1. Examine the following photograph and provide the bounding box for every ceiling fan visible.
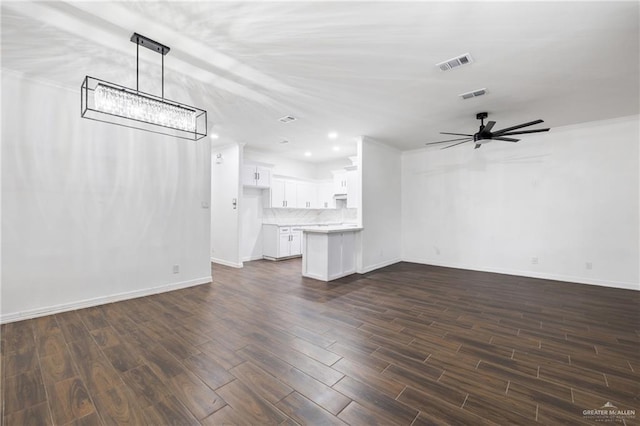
[426,112,550,149]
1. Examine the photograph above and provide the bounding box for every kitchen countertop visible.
[299,225,362,234]
[262,222,356,228]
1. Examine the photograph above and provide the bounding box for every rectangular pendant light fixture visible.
[81,33,207,140]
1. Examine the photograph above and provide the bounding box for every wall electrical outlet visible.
[586,262,593,270]
[531,257,539,265]
[173,264,180,274]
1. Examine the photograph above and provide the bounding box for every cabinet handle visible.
[257,172,260,180]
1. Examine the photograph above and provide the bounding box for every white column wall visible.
[357,136,402,273]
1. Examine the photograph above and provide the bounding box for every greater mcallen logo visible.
[583,402,636,422]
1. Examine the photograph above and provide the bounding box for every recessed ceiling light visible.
[210,133,219,140]
[328,132,338,139]
[332,146,341,151]
[304,151,312,157]
[280,140,289,144]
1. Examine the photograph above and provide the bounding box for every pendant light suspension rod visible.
[129,33,170,96]
[162,53,164,99]
[136,39,139,92]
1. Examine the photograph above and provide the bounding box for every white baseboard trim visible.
[242,255,263,262]
[402,257,639,291]
[358,258,402,274]
[0,276,212,324]
[211,257,243,268]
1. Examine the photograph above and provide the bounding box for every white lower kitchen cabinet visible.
[263,225,302,260]
[302,227,361,281]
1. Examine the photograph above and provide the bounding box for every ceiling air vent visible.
[436,53,474,71]
[278,115,297,123]
[459,88,487,100]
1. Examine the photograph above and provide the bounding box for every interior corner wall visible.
[401,115,640,290]
[1,73,212,323]
[357,136,402,273]
[211,143,242,267]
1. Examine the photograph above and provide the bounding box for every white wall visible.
[211,143,242,267]
[1,73,212,322]
[240,186,264,261]
[401,115,639,290]
[357,136,402,273]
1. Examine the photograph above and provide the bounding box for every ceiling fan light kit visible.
[80,33,208,141]
[425,112,550,150]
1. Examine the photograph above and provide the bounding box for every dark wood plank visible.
[332,376,418,425]
[4,347,38,378]
[277,392,347,426]
[169,371,226,420]
[216,379,288,424]
[142,394,200,426]
[182,352,235,390]
[3,369,47,414]
[91,384,147,426]
[40,350,76,385]
[229,361,293,404]
[47,376,95,425]
[121,364,170,408]
[238,344,351,415]
[70,351,123,396]
[90,327,122,349]
[397,386,494,426]
[3,402,53,426]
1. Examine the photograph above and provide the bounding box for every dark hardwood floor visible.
[2,259,639,425]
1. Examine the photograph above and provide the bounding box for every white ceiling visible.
[2,1,638,162]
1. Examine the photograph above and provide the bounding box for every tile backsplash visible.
[263,208,357,225]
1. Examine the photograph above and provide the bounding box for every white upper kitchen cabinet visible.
[317,181,335,209]
[242,164,271,188]
[296,182,317,209]
[333,170,348,195]
[333,168,359,208]
[269,178,297,208]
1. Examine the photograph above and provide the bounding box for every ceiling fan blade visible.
[492,136,520,142]
[440,132,474,136]
[492,119,544,135]
[481,121,496,134]
[498,128,550,136]
[425,137,473,145]
[441,140,472,150]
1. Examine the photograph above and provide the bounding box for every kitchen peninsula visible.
[301,225,362,281]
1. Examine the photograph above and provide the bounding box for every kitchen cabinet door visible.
[243,165,271,188]
[254,166,271,188]
[317,182,335,209]
[279,233,292,257]
[296,182,317,209]
[290,230,302,256]
[333,171,348,195]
